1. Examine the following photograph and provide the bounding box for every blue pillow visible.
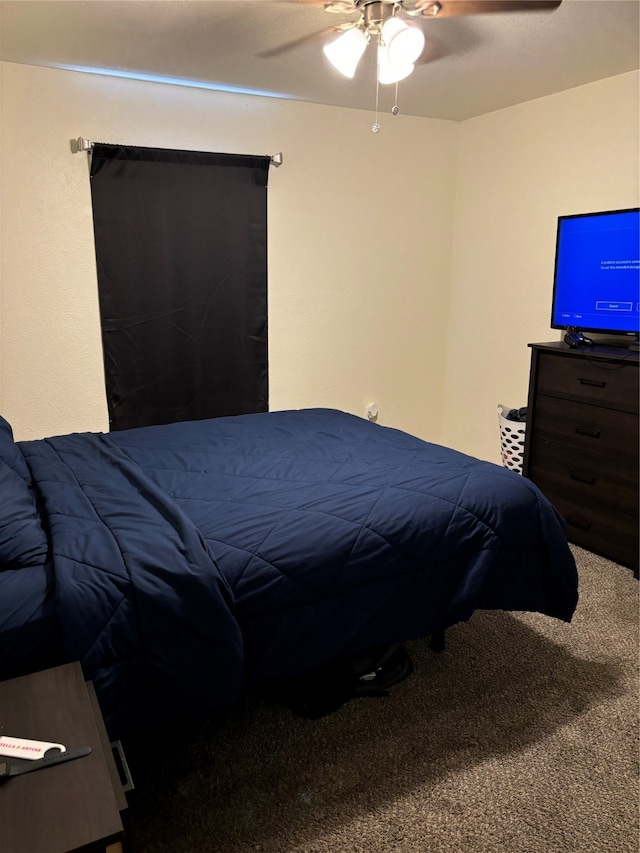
[0,461,49,569]
[0,416,32,484]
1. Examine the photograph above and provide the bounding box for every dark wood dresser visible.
[523,341,639,573]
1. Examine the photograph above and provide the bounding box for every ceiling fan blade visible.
[257,23,354,59]
[420,0,562,17]
[271,1,356,10]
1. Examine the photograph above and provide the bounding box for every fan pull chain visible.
[372,41,381,133]
[372,77,381,132]
[392,81,400,116]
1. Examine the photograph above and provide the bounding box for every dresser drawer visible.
[537,352,639,413]
[527,439,639,516]
[533,394,639,461]
[543,491,639,570]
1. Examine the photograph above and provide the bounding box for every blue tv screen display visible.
[551,208,640,335]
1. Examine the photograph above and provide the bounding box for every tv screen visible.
[551,207,640,337]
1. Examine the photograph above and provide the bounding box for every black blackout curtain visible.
[89,143,270,431]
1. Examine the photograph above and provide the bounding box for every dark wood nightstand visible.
[0,662,129,853]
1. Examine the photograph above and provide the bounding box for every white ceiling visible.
[0,0,638,121]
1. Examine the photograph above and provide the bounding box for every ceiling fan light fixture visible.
[323,28,368,78]
[380,16,425,66]
[377,43,414,85]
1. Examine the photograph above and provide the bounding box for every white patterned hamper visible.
[498,404,527,474]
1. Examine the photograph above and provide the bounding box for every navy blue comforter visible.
[17,409,577,735]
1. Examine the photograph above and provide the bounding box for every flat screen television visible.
[551,207,640,345]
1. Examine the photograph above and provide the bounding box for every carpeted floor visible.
[122,545,639,853]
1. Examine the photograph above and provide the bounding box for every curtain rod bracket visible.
[70,136,93,153]
[71,138,283,167]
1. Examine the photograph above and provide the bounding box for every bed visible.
[0,408,578,737]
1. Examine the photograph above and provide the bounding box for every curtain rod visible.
[70,137,283,167]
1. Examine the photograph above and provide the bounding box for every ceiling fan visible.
[264,1,562,131]
[264,1,563,76]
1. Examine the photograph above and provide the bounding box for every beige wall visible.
[443,70,639,462]
[0,62,457,441]
[1,63,638,462]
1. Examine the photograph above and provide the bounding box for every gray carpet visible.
[123,545,639,853]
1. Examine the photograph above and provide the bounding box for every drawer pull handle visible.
[575,425,601,438]
[566,515,592,532]
[569,471,596,486]
[110,739,135,793]
[578,378,606,388]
